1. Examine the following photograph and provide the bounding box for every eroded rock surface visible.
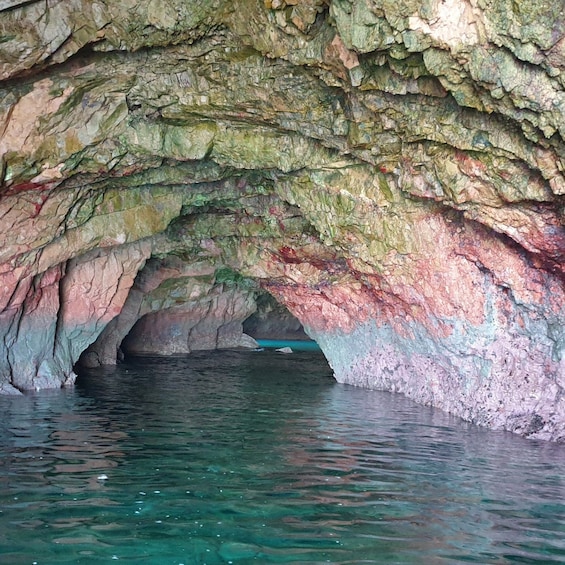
[1,0,565,440]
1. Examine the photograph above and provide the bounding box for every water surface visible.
[0,350,564,564]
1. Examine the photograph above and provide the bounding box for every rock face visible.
[1,0,565,440]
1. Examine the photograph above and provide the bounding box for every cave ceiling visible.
[1,0,565,440]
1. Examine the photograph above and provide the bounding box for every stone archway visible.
[1,0,565,440]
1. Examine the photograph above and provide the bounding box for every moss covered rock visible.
[1,0,565,441]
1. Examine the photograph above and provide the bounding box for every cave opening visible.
[77,269,323,370]
[242,292,321,351]
[116,288,321,359]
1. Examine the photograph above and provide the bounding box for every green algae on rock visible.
[0,0,565,441]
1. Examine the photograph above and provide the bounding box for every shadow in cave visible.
[75,291,333,390]
[242,293,322,352]
[115,290,322,357]
[76,286,326,376]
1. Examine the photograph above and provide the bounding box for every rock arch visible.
[1,0,565,440]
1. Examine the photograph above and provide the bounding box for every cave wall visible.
[1,0,565,440]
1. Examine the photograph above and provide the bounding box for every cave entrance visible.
[78,263,321,368]
[243,293,321,352]
[117,289,319,357]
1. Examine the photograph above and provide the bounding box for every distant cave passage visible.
[115,290,316,360]
[78,271,321,369]
[243,293,311,342]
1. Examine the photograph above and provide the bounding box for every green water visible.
[0,350,564,564]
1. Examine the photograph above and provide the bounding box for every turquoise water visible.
[0,350,564,564]
[256,340,321,351]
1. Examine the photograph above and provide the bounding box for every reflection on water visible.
[0,350,563,564]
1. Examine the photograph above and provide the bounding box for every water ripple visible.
[0,350,563,564]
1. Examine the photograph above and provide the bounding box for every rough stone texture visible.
[0,241,150,392]
[121,284,257,356]
[80,256,259,364]
[1,0,565,440]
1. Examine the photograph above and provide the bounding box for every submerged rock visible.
[0,0,564,440]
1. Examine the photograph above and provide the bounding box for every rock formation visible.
[1,0,565,440]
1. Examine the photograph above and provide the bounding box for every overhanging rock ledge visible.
[1,0,565,441]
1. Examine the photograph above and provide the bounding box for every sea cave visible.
[2,0,565,441]
[2,1,565,562]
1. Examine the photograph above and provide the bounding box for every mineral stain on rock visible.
[0,0,565,441]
